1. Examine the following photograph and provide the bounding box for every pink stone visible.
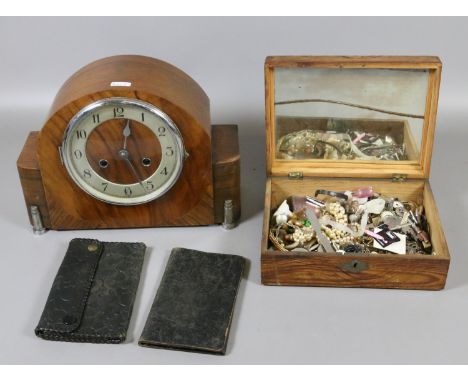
[352,186,374,198]
[353,132,366,144]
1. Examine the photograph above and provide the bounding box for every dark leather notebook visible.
[138,247,246,355]
[35,238,146,344]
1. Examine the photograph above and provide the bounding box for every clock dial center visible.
[86,119,161,185]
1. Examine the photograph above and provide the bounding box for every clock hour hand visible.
[122,120,131,150]
[118,149,147,193]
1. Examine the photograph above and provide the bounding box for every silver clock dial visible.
[61,98,185,205]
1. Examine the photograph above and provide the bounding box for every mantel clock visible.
[17,55,240,232]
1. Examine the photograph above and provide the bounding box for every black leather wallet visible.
[35,238,146,344]
[139,247,246,355]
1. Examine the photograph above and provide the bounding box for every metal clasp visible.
[392,174,407,182]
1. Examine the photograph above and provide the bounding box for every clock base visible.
[17,125,240,232]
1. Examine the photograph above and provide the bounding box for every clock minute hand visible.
[118,149,148,194]
[122,120,131,150]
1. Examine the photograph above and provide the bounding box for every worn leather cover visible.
[138,247,245,355]
[35,238,146,344]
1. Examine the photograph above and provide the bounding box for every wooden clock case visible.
[17,55,240,230]
[261,56,450,290]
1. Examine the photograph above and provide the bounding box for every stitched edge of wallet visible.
[35,239,146,343]
[35,331,125,344]
[69,238,104,333]
[34,238,104,335]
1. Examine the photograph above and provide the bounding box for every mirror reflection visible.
[274,68,429,162]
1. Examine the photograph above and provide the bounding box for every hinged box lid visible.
[265,56,442,179]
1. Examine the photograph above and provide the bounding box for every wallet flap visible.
[36,238,104,333]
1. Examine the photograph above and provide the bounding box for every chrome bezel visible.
[61,97,185,206]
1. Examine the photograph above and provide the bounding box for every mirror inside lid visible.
[266,56,442,179]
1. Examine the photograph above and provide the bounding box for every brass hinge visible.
[288,171,303,180]
[392,174,407,182]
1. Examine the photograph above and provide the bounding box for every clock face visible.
[61,98,185,205]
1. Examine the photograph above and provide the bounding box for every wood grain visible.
[265,56,442,179]
[49,55,211,134]
[16,132,50,227]
[212,125,241,224]
[261,253,449,290]
[265,56,442,69]
[420,64,442,178]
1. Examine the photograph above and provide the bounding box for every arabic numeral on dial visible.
[160,167,168,176]
[158,126,166,136]
[146,181,155,190]
[124,186,132,196]
[76,130,87,139]
[113,107,124,118]
[83,169,92,178]
[165,147,174,156]
[92,114,100,123]
[101,182,108,192]
[73,149,83,159]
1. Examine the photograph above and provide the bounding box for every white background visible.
[0,17,467,364]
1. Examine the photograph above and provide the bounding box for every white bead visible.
[276,214,288,225]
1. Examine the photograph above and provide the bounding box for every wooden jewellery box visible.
[261,56,450,290]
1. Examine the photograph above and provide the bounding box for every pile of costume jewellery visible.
[269,186,432,255]
[277,129,407,160]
